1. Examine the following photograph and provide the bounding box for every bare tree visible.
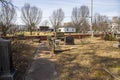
[0,0,13,6]
[116,17,120,32]
[93,13,109,32]
[80,20,90,33]
[42,20,49,26]
[80,5,89,18]
[49,8,64,57]
[71,7,81,32]
[71,5,89,33]
[21,3,42,35]
[0,4,16,36]
[80,5,89,33]
[49,8,64,32]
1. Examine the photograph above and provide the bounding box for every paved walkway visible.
[25,42,57,80]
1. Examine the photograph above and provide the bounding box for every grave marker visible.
[65,36,74,45]
[114,33,120,48]
[0,38,15,80]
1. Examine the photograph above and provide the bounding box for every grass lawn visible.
[54,37,120,80]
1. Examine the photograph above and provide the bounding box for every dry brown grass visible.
[11,37,120,80]
[54,37,120,80]
[11,40,38,80]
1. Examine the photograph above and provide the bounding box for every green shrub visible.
[103,34,116,41]
[56,32,64,37]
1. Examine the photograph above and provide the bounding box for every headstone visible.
[113,38,120,48]
[0,38,15,80]
[47,36,52,48]
[65,36,74,45]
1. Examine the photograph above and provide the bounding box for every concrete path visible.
[25,42,57,80]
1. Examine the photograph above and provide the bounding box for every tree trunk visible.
[2,31,7,36]
[1,26,7,37]
[54,28,57,40]
[79,26,81,39]
[30,30,32,35]
[90,24,94,38]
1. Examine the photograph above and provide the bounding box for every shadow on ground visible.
[12,40,38,80]
[55,48,120,80]
[25,58,57,80]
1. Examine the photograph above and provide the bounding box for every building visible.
[58,27,76,33]
[57,22,76,33]
[39,26,50,32]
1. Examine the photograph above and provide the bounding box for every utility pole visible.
[91,0,94,37]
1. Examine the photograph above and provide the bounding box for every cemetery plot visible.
[1,37,120,80]
[53,38,120,80]
[24,37,120,80]
[47,34,75,54]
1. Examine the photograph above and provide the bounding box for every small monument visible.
[113,38,120,48]
[0,38,15,80]
[65,35,74,45]
[113,33,120,48]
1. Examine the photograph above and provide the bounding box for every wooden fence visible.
[2,34,104,41]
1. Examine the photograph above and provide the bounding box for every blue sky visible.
[13,0,120,25]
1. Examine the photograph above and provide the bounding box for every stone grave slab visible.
[65,36,74,45]
[0,38,15,80]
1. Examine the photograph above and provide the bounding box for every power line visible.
[16,16,118,19]
[18,0,119,6]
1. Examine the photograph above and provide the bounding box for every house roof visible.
[39,26,49,28]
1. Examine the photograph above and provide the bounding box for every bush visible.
[103,33,116,41]
[17,34,25,40]
[56,32,64,37]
